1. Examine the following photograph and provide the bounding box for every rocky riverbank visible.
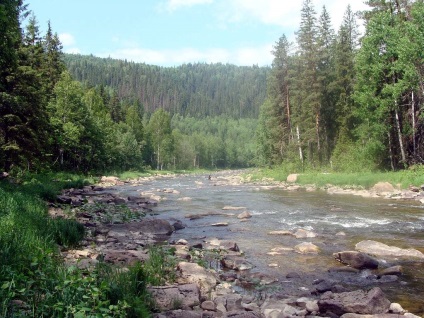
[52,173,424,317]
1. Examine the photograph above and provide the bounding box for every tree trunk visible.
[412,91,416,156]
[296,125,304,164]
[394,107,406,164]
[286,87,293,142]
[388,131,395,171]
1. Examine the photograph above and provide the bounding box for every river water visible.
[115,171,424,314]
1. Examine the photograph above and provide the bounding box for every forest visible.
[2,0,424,174]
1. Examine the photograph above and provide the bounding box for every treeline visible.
[64,54,269,118]
[0,1,258,173]
[258,0,424,172]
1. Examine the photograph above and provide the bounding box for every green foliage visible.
[142,246,177,286]
[0,174,183,317]
[50,218,85,247]
[64,55,269,119]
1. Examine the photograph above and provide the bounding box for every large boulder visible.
[371,182,395,193]
[237,211,252,219]
[138,219,174,235]
[293,228,317,238]
[294,242,320,254]
[333,251,379,269]
[318,287,391,316]
[221,255,254,271]
[149,284,200,311]
[287,174,299,183]
[176,262,217,295]
[355,240,424,260]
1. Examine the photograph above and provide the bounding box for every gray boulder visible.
[318,287,391,316]
[355,240,424,260]
[176,262,217,295]
[333,251,379,269]
[149,284,200,311]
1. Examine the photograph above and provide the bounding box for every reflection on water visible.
[116,172,424,314]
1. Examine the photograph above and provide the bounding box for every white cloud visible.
[59,33,76,46]
[218,0,369,31]
[59,33,81,54]
[99,45,273,66]
[161,0,213,12]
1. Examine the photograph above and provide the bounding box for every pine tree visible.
[316,6,336,161]
[294,0,320,166]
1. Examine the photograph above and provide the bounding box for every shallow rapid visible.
[115,171,424,314]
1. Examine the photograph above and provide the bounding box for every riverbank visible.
[248,167,424,193]
[2,171,424,317]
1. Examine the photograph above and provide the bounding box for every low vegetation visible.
[250,165,424,190]
[0,174,176,317]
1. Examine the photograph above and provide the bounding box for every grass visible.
[248,165,424,190]
[0,172,181,317]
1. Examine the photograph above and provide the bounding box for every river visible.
[113,171,424,315]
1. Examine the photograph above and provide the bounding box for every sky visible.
[26,0,369,67]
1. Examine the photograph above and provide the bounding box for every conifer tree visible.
[294,0,320,165]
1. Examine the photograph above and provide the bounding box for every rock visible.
[219,240,240,252]
[201,300,216,311]
[178,197,192,201]
[286,272,301,279]
[318,287,391,316]
[237,211,252,219]
[389,303,406,314]
[355,240,424,259]
[211,222,229,227]
[223,206,246,210]
[176,239,188,245]
[225,294,243,312]
[57,195,72,204]
[293,228,317,238]
[242,302,260,312]
[227,311,262,317]
[305,300,319,313]
[148,284,200,311]
[371,182,395,193]
[173,245,190,260]
[333,251,379,269]
[221,255,254,271]
[409,185,420,192]
[177,262,217,295]
[100,176,119,184]
[378,265,403,277]
[340,314,401,318]
[154,309,202,317]
[294,242,320,254]
[172,220,185,231]
[268,230,292,236]
[138,219,174,235]
[287,174,299,183]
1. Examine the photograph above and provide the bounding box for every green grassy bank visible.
[249,166,424,189]
[0,173,174,317]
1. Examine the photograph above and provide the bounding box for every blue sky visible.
[27,0,369,66]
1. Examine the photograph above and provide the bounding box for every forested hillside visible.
[257,0,424,172]
[3,0,424,175]
[63,54,269,118]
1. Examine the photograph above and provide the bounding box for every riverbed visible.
[112,171,424,314]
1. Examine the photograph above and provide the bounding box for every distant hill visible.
[63,54,270,118]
